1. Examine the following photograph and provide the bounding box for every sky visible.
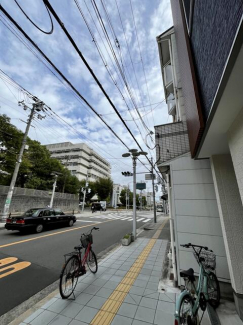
[0,0,172,197]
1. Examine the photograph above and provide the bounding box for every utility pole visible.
[1,100,45,221]
[81,172,90,212]
[140,190,142,211]
[62,155,70,193]
[50,174,58,208]
[151,157,157,223]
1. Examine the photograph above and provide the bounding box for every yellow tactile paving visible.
[90,218,168,325]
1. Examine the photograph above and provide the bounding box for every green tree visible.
[96,177,113,201]
[119,189,127,206]
[0,114,81,194]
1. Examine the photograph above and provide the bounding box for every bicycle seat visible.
[74,245,82,250]
[180,268,195,281]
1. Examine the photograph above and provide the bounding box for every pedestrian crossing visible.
[89,213,151,223]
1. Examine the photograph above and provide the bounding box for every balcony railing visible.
[155,121,190,164]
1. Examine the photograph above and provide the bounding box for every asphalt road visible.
[0,211,157,317]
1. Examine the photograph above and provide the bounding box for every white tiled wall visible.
[211,155,243,294]
[170,156,229,283]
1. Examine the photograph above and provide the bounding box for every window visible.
[54,209,64,215]
[43,210,51,217]
[164,64,173,86]
[182,0,194,35]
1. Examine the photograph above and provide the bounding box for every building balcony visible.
[155,121,190,164]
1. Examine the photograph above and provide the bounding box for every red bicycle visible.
[59,226,99,299]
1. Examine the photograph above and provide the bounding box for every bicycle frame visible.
[81,242,92,268]
[175,263,210,322]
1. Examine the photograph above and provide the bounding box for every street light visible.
[50,171,62,208]
[122,149,148,240]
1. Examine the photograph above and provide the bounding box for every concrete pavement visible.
[5,218,176,325]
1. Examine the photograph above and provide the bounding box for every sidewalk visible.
[8,218,177,325]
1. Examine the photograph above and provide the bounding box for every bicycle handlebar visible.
[180,243,213,252]
[82,227,99,236]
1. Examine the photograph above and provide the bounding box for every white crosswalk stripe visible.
[86,213,151,223]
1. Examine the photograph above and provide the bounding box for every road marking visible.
[0,257,18,266]
[90,219,168,325]
[142,219,150,222]
[136,218,144,222]
[76,220,101,223]
[0,261,31,279]
[0,220,112,249]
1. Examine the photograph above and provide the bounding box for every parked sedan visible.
[5,208,76,233]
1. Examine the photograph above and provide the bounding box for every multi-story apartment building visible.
[155,0,243,321]
[46,142,111,182]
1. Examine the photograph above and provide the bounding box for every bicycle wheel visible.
[86,249,98,273]
[178,294,198,325]
[207,272,220,308]
[59,255,79,299]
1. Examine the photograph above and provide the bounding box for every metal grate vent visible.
[155,121,190,163]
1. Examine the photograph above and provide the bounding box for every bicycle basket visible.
[193,248,216,271]
[81,234,93,248]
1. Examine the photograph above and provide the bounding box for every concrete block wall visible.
[0,186,79,214]
[170,156,229,284]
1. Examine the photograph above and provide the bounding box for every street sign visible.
[145,174,155,180]
[136,183,146,190]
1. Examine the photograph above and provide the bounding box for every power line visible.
[0,4,161,179]
[129,0,155,126]
[75,0,152,142]
[14,0,54,34]
[0,75,133,170]
[0,5,129,150]
[43,0,147,152]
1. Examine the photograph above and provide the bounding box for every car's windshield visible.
[23,209,40,217]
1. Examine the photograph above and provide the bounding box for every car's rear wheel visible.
[35,224,44,233]
[68,219,74,227]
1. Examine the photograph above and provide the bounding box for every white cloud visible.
[0,0,172,187]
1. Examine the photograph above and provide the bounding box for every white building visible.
[111,184,124,207]
[46,142,111,182]
[156,1,243,319]
[156,27,229,287]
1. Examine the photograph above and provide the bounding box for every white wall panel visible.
[170,156,230,284]
[177,215,223,236]
[177,232,226,257]
[171,157,211,170]
[175,199,219,217]
[174,184,216,200]
[173,169,214,184]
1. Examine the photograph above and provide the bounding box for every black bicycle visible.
[59,227,99,299]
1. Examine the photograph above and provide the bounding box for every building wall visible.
[46,142,111,182]
[211,155,243,295]
[170,0,204,157]
[190,0,243,119]
[228,107,243,204]
[0,186,79,214]
[170,156,229,284]
[171,33,186,122]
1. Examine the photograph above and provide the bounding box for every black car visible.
[5,208,76,233]
[91,203,106,212]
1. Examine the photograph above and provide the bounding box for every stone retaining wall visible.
[0,185,79,214]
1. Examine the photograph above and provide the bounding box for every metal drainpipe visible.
[166,173,177,285]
